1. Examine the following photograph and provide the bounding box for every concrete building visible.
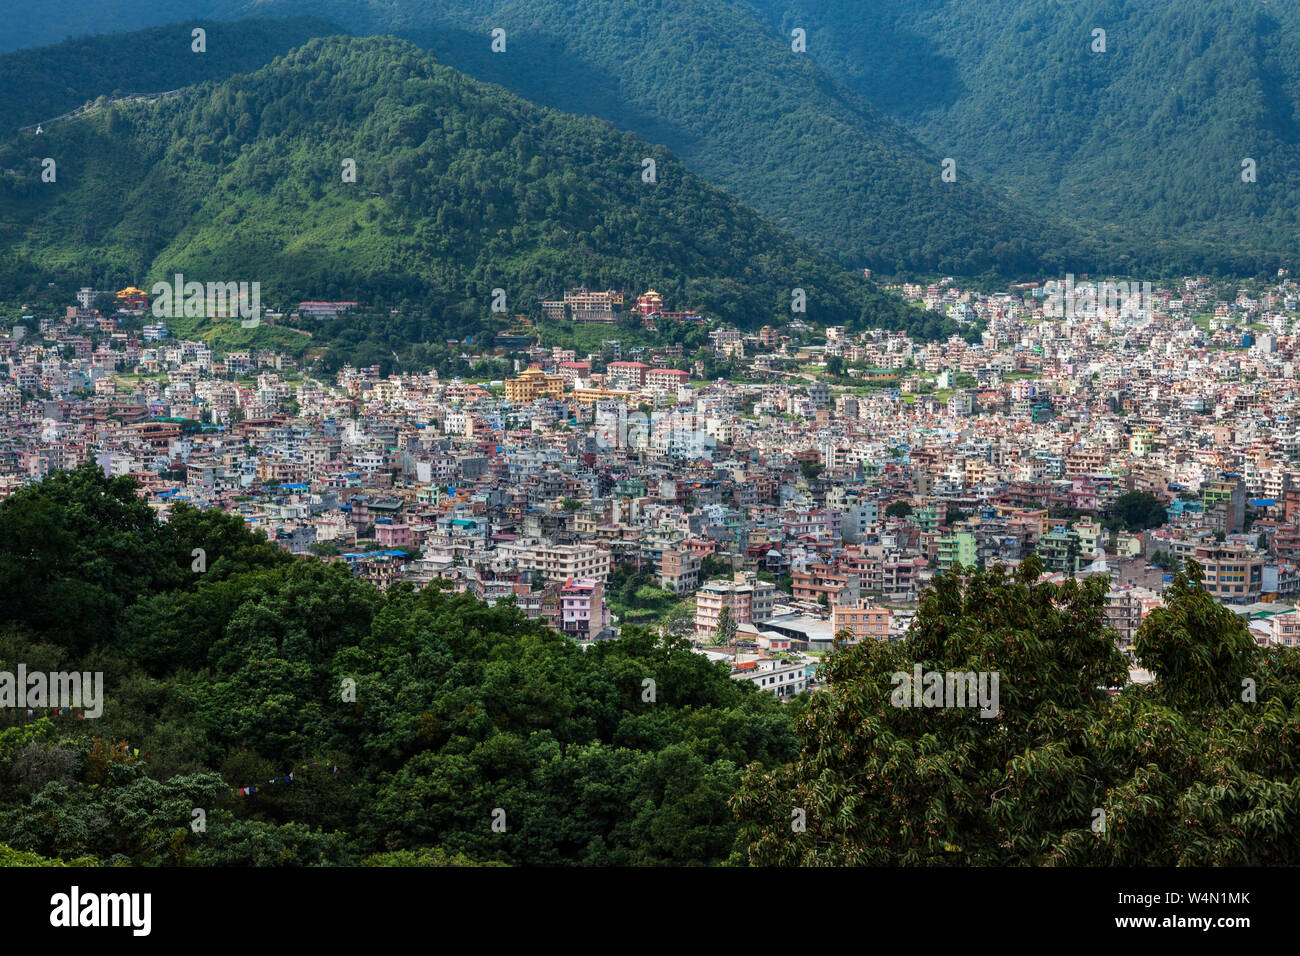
[730,658,808,699]
[505,368,564,404]
[695,571,777,638]
[831,601,892,644]
[560,577,611,641]
[1194,542,1264,605]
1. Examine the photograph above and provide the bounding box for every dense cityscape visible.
[0,1,1294,934]
[7,274,1300,678]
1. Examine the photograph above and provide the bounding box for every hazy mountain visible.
[0,17,347,134]
[744,0,1300,267]
[0,0,1065,277]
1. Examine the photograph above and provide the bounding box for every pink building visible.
[605,361,650,389]
[375,520,412,549]
[561,577,609,640]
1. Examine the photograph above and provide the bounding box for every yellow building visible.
[572,386,637,406]
[505,368,564,403]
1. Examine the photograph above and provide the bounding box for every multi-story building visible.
[658,548,701,595]
[498,540,612,584]
[936,531,976,572]
[695,572,777,638]
[1194,542,1264,605]
[560,577,610,641]
[505,368,564,404]
[831,601,892,643]
[1203,477,1246,535]
[730,658,808,699]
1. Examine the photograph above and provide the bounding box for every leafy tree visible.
[0,470,800,867]
[731,558,1300,865]
[714,606,738,647]
[885,501,913,519]
[699,555,732,580]
[1110,490,1167,532]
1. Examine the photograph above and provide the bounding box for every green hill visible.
[0,16,347,134]
[745,0,1300,271]
[0,35,935,340]
[0,1,1067,277]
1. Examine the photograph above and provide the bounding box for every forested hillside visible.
[745,0,1300,267]
[14,1,1296,275]
[0,36,926,336]
[0,1,1064,277]
[0,465,798,866]
[0,17,346,134]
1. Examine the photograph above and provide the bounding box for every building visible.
[659,548,701,595]
[1194,542,1264,605]
[831,601,892,643]
[298,301,358,318]
[605,361,650,389]
[730,658,808,699]
[695,572,778,639]
[560,577,610,641]
[505,368,564,403]
[644,368,690,392]
[1203,477,1246,535]
[542,288,624,323]
[937,531,977,572]
[791,562,859,606]
[498,540,612,584]
[115,286,150,310]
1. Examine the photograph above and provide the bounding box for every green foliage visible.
[731,558,1300,865]
[699,555,732,580]
[0,35,934,349]
[1109,490,1168,532]
[7,2,1297,275]
[0,18,346,133]
[0,842,98,867]
[747,0,1300,273]
[0,469,797,866]
[0,463,290,655]
[390,0,1057,275]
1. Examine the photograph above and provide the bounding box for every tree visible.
[92,291,118,316]
[1110,490,1167,531]
[732,557,1300,865]
[0,463,166,652]
[713,606,737,647]
[1064,535,1081,577]
[659,603,695,640]
[700,555,731,581]
[885,501,913,519]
